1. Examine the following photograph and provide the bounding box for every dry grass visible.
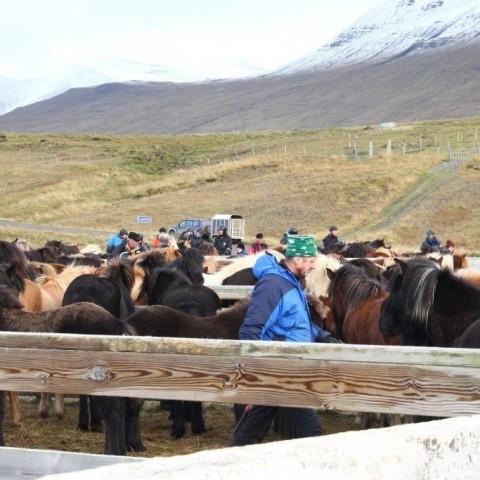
[4,396,360,458]
[1,118,480,253]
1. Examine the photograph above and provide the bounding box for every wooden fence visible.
[1,332,480,416]
[1,330,480,477]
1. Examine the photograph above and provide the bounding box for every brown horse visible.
[126,296,250,338]
[325,263,405,429]
[0,284,140,455]
[4,262,102,422]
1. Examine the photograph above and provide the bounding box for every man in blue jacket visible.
[420,229,441,253]
[232,235,340,446]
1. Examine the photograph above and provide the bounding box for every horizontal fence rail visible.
[211,285,253,299]
[0,332,480,418]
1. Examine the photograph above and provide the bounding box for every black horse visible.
[169,247,205,285]
[63,258,136,321]
[379,257,480,347]
[147,267,221,316]
[62,258,139,435]
[142,266,221,438]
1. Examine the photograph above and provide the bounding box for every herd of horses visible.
[0,235,477,455]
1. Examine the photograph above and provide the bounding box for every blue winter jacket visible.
[239,253,330,342]
[107,233,125,250]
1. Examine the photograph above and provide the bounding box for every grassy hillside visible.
[1,116,479,253]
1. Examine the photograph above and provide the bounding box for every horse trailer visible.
[211,214,245,242]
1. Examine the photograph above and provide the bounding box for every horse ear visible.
[326,268,336,281]
[393,257,409,274]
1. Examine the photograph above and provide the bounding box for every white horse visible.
[203,251,342,297]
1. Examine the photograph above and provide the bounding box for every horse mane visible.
[328,263,384,320]
[146,267,192,305]
[103,258,135,292]
[397,257,441,324]
[170,248,205,285]
[35,263,99,291]
[346,258,383,281]
[0,285,24,309]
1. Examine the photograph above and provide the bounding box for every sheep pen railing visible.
[1,330,480,478]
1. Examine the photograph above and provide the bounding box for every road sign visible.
[136,215,153,224]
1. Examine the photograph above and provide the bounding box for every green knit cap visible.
[285,235,318,258]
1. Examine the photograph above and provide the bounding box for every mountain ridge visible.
[0,42,478,134]
[1,0,479,133]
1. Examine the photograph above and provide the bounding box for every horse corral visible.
[0,236,480,478]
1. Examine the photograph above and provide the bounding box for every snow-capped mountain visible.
[278,0,480,73]
[0,57,265,115]
[1,0,479,117]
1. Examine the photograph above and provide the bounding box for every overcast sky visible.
[0,0,385,79]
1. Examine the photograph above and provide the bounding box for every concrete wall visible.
[40,416,480,480]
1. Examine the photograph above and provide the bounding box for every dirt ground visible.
[3,395,361,458]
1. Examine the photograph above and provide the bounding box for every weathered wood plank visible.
[0,332,479,417]
[211,285,253,299]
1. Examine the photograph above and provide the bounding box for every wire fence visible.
[1,130,479,168]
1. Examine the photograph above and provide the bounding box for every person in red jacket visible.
[248,233,268,255]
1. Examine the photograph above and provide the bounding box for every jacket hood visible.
[253,253,293,284]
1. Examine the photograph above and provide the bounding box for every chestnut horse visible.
[325,263,404,429]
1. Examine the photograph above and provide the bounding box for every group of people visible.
[106,224,237,257]
[106,229,147,257]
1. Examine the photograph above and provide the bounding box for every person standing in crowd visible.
[280,227,298,245]
[190,228,206,249]
[321,225,345,254]
[152,227,168,248]
[441,239,455,255]
[420,229,441,253]
[213,225,233,255]
[249,233,268,255]
[232,235,341,447]
[235,242,247,256]
[106,228,128,254]
[109,231,143,257]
